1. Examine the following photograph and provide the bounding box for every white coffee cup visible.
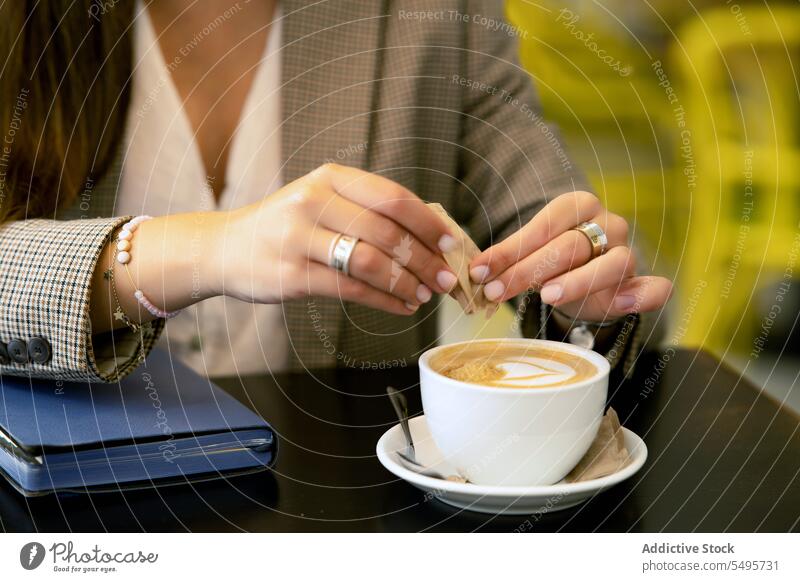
[419,338,610,486]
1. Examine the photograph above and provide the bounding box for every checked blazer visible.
[0,1,648,382]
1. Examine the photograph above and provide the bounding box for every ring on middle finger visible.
[328,233,360,276]
[572,221,607,259]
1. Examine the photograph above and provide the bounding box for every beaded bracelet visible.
[115,215,182,320]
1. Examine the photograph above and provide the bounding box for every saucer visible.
[376,415,647,515]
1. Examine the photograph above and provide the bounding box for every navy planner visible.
[0,349,276,496]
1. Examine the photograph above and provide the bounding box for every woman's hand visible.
[468,191,672,321]
[210,163,459,315]
[92,164,459,334]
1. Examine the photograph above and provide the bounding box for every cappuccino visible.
[420,339,610,485]
[430,342,598,388]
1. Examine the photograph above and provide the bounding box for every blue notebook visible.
[0,349,276,496]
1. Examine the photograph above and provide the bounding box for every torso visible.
[146,0,278,201]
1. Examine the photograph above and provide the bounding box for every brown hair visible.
[0,1,133,222]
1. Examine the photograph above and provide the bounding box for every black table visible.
[1,349,798,532]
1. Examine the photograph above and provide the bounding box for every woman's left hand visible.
[468,191,673,321]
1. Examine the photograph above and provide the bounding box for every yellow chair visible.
[670,6,800,353]
[506,1,684,264]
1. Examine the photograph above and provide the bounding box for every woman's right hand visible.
[208,163,460,315]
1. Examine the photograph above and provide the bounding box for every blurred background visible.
[440,0,800,412]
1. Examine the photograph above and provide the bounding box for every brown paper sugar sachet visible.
[564,407,631,483]
[427,203,499,318]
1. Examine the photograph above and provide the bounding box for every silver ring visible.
[328,233,359,276]
[572,221,607,258]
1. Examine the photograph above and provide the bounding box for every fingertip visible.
[470,265,490,283]
[438,234,457,253]
[540,283,563,305]
[416,284,432,303]
[436,270,458,292]
[665,280,675,301]
[483,280,505,302]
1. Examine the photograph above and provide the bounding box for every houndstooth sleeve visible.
[0,216,165,383]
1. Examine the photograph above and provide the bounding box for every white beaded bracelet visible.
[116,215,182,320]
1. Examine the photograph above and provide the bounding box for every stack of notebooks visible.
[0,349,276,496]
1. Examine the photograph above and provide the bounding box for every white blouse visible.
[118,3,287,376]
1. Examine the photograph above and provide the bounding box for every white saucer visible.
[376,415,647,515]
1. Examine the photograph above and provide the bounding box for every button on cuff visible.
[7,339,29,364]
[28,336,52,364]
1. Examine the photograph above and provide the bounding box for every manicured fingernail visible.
[416,284,432,303]
[436,270,458,291]
[484,280,505,302]
[438,234,457,253]
[404,302,419,312]
[540,284,563,304]
[615,295,637,310]
[470,265,490,283]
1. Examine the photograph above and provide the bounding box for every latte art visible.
[431,343,598,388]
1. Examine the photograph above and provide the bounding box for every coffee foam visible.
[430,343,598,388]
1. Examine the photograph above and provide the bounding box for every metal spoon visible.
[385,386,469,484]
[395,451,468,484]
[386,386,416,462]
